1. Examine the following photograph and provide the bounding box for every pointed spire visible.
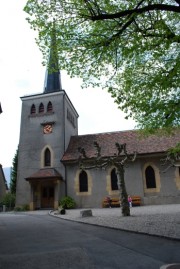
[43,23,62,93]
[0,103,2,114]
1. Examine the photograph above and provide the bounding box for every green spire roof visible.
[44,26,62,93]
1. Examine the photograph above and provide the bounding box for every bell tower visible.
[16,33,79,210]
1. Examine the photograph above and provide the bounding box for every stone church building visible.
[0,164,8,201]
[16,54,180,210]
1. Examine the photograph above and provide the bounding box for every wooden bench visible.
[102,197,120,208]
[132,196,141,206]
[102,196,141,208]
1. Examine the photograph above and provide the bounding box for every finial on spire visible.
[44,22,62,93]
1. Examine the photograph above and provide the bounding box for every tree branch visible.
[83,4,180,21]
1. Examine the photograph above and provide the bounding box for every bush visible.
[0,193,16,208]
[14,206,22,212]
[21,204,30,211]
[59,196,76,209]
[14,204,30,212]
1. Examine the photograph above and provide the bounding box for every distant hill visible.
[3,167,11,187]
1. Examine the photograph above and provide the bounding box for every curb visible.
[160,264,180,269]
[49,211,180,241]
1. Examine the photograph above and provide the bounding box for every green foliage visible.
[24,1,180,132]
[59,196,76,209]
[10,148,18,194]
[13,207,22,212]
[167,142,180,159]
[0,192,16,208]
[21,204,30,211]
[14,204,30,211]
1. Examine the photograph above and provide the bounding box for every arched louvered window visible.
[79,170,88,192]
[44,148,51,167]
[145,166,156,188]
[39,103,44,113]
[111,168,118,190]
[47,101,53,112]
[30,104,36,114]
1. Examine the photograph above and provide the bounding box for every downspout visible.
[64,165,67,196]
[63,92,68,196]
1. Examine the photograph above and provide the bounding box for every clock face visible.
[43,124,52,134]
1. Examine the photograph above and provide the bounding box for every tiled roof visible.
[26,168,63,180]
[62,130,180,162]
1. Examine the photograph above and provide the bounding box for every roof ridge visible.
[75,129,137,137]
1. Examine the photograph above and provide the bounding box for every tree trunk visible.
[116,165,130,216]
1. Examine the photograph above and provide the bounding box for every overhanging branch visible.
[83,4,180,21]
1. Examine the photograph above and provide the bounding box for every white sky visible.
[0,0,135,168]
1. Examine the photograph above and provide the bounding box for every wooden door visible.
[41,186,54,208]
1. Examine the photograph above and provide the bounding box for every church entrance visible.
[26,168,63,210]
[41,185,54,209]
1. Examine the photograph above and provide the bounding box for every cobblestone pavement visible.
[50,204,180,240]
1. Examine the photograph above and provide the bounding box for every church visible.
[0,164,8,201]
[16,49,180,210]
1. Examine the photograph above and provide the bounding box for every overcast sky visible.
[0,0,135,168]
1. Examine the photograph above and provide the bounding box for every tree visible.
[0,193,16,209]
[10,148,18,195]
[24,0,180,132]
[161,142,180,171]
[78,142,136,216]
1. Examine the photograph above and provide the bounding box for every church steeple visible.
[43,25,62,93]
[0,103,2,114]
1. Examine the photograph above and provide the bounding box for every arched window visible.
[44,148,51,167]
[47,101,53,112]
[39,103,44,113]
[30,104,36,114]
[111,168,118,190]
[79,170,88,192]
[145,166,156,188]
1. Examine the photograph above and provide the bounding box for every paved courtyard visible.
[50,204,180,240]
